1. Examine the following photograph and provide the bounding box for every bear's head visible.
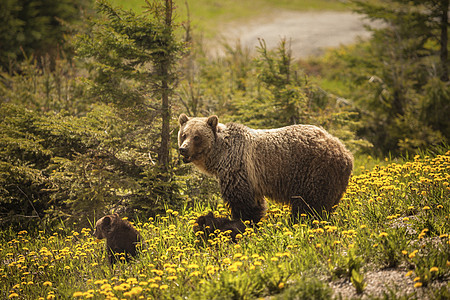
[178,114,219,165]
[93,214,119,239]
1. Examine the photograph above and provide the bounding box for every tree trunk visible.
[159,67,170,171]
[158,0,173,171]
[440,0,449,82]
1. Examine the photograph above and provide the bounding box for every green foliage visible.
[76,0,181,108]
[1,152,449,299]
[76,0,185,170]
[0,0,90,71]
[179,39,370,153]
[323,0,450,156]
[350,269,366,294]
[274,277,333,300]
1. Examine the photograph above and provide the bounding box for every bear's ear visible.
[207,115,218,132]
[179,114,189,126]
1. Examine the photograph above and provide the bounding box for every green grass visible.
[1,150,449,299]
[108,0,348,37]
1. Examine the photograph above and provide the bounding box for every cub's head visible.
[178,114,219,164]
[93,214,120,239]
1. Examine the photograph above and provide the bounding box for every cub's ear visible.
[179,114,189,126]
[102,216,112,227]
[207,115,218,131]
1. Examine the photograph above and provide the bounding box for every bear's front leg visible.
[220,176,266,223]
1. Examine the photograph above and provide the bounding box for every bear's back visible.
[242,124,353,204]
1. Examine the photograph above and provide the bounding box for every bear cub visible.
[194,212,246,242]
[93,214,141,264]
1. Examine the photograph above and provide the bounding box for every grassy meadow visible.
[1,151,449,299]
[109,0,347,37]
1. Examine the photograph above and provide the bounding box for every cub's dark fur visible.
[93,214,140,264]
[194,212,246,242]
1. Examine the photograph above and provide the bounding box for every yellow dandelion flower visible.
[149,283,159,288]
[278,282,285,289]
[72,292,83,297]
[126,278,137,284]
[405,271,413,277]
[379,232,388,238]
[123,292,132,298]
[414,282,422,288]
[47,295,55,300]
[430,267,439,273]
[422,206,430,210]
[130,286,143,295]
[43,281,52,287]
[223,258,231,264]
[409,250,418,259]
[187,264,199,269]
[401,250,408,255]
[9,293,19,298]
[228,265,238,272]
[190,271,200,277]
[113,285,125,291]
[160,285,169,290]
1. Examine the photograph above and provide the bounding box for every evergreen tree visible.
[76,0,183,171]
[348,0,449,155]
[0,0,90,71]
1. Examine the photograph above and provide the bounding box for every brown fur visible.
[194,212,246,242]
[93,214,141,264]
[178,114,353,222]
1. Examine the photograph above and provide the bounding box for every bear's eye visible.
[193,135,200,142]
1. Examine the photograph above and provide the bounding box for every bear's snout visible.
[179,147,191,163]
[179,147,188,156]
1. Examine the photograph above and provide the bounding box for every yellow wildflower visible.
[429,267,439,273]
[72,292,83,297]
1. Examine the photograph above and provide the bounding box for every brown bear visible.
[178,114,353,223]
[93,214,141,264]
[194,212,246,242]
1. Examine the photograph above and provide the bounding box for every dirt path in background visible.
[210,10,375,58]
